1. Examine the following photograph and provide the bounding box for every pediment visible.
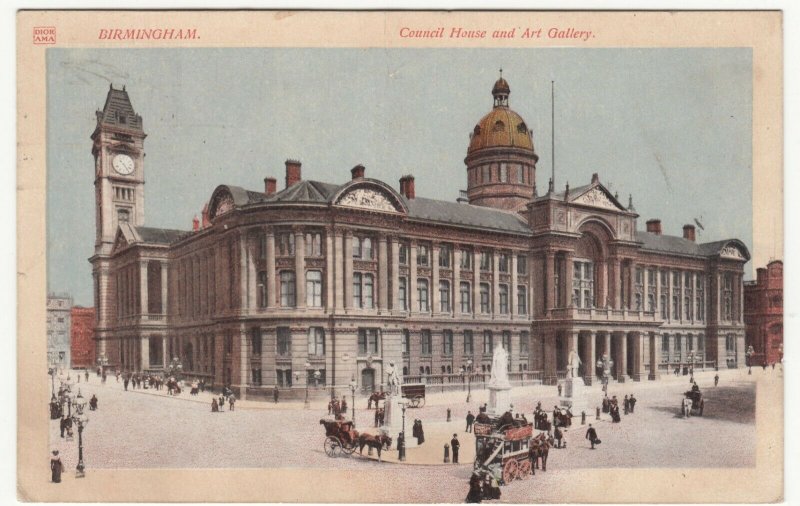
[332,180,407,214]
[572,185,626,211]
[720,243,747,260]
[111,225,136,253]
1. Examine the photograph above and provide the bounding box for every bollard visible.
[447,408,452,422]
[596,406,600,420]
[398,432,406,462]
[444,443,450,463]
[581,411,586,425]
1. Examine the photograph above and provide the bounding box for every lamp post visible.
[595,353,614,393]
[349,376,357,428]
[466,359,473,403]
[304,361,312,408]
[688,351,696,383]
[72,390,89,478]
[746,345,755,375]
[398,400,407,462]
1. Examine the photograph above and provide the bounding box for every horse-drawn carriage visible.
[367,383,426,409]
[319,418,393,460]
[473,420,535,485]
[682,389,704,416]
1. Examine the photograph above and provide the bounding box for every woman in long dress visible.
[50,450,63,483]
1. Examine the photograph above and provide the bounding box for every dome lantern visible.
[492,69,510,107]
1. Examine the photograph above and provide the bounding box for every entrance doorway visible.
[361,368,375,393]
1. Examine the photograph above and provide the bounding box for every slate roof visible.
[404,196,529,233]
[136,226,191,245]
[96,86,143,131]
[636,232,748,259]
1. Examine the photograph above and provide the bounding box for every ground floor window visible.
[251,368,262,386]
[276,369,292,387]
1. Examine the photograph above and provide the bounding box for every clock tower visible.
[91,84,146,256]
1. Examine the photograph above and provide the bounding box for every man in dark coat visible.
[451,434,460,463]
[90,394,98,411]
[554,425,563,448]
[602,396,610,413]
[623,395,630,415]
[273,388,279,403]
[466,411,475,432]
[714,373,720,386]
[629,394,637,413]
[50,450,63,483]
[59,416,68,438]
[585,424,599,449]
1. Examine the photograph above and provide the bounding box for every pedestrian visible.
[85,370,89,382]
[451,433,460,463]
[211,398,219,412]
[50,450,63,483]
[714,373,719,386]
[585,423,600,449]
[466,410,475,432]
[602,396,610,414]
[629,394,636,413]
[90,394,98,411]
[623,395,630,415]
[527,441,537,476]
[273,388,279,404]
[466,471,483,503]
[219,394,225,410]
[772,362,776,370]
[374,408,381,427]
[124,378,129,391]
[554,425,563,448]
[341,396,348,414]
[59,416,67,438]
[557,382,562,397]
[229,394,236,411]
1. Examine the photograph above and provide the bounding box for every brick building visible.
[47,293,72,368]
[89,77,749,398]
[70,306,96,369]
[744,260,783,366]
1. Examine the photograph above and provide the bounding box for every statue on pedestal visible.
[568,349,582,378]
[490,342,509,386]
[386,361,402,396]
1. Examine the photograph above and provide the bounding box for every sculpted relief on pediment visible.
[573,187,619,211]
[337,188,398,213]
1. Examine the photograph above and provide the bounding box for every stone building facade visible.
[70,306,96,369]
[47,293,72,368]
[90,78,749,398]
[744,260,783,366]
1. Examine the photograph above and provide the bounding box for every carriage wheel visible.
[342,441,357,455]
[502,459,519,484]
[517,459,531,479]
[324,436,342,457]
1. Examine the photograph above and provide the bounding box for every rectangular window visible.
[399,243,409,265]
[364,274,374,309]
[353,272,362,308]
[258,233,267,260]
[280,271,296,307]
[258,271,268,308]
[460,249,472,269]
[277,327,291,356]
[418,279,429,312]
[439,245,452,268]
[520,331,530,355]
[517,285,527,314]
[696,277,705,321]
[483,330,493,354]
[307,327,325,356]
[401,329,410,355]
[421,330,432,355]
[305,232,322,257]
[306,270,323,307]
[352,237,362,259]
[500,163,508,182]
[460,282,472,313]
[480,283,490,313]
[480,252,491,271]
[278,232,295,256]
[517,255,527,275]
[499,284,509,314]
[439,280,451,312]
[251,329,262,356]
[499,253,509,273]
[463,330,474,354]
[502,331,511,354]
[443,330,453,356]
[417,245,429,266]
[398,277,408,310]
[358,328,380,355]
[572,260,594,308]
[251,368,262,386]
[362,238,373,260]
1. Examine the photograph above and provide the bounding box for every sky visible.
[46,47,753,306]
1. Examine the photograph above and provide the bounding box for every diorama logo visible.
[33,26,56,45]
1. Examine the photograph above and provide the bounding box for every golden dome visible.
[468,106,534,153]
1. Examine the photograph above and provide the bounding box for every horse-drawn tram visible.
[473,417,535,485]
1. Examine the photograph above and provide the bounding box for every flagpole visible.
[551,80,555,189]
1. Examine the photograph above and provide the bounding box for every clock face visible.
[112,154,135,175]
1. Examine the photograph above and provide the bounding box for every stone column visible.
[390,237,400,310]
[325,232,334,310]
[266,229,276,309]
[344,232,354,310]
[333,230,343,310]
[543,332,557,385]
[649,332,661,380]
[632,332,645,381]
[545,252,555,315]
[597,260,607,308]
[141,336,150,370]
[238,327,249,399]
[611,257,621,309]
[160,262,168,316]
[295,228,306,309]
[431,244,440,314]
[616,332,628,382]
[642,264,649,312]
[453,248,461,316]
[473,250,480,317]
[492,250,500,315]
[564,251,574,308]
[604,332,612,360]
[409,241,418,313]
[139,260,149,315]
[738,273,745,323]
[162,335,168,368]
[378,236,389,311]
[239,231,248,311]
[667,269,675,322]
[655,268,661,316]
[716,272,722,322]
[510,253,518,317]
[585,331,597,383]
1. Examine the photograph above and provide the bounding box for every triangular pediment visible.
[111,224,138,253]
[571,184,626,211]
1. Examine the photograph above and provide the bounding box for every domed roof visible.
[492,77,510,96]
[468,106,534,153]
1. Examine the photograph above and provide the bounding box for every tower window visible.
[493,120,505,132]
[117,208,130,223]
[517,122,527,134]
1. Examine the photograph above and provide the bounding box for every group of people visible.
[466,469,502,503]
[211,391,236,412]
[327,396,349,418]
[411,419,425,445]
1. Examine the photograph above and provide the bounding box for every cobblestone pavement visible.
[48,367,773,502]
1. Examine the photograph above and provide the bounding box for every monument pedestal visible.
[381,394,416,448]
[487,381,512,416]
[560,376,591,414]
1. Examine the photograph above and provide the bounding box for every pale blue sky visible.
[46,48,752,306]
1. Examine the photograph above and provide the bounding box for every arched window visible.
[493,120,505,132]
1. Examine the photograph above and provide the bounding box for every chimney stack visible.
[264,177,277,195]
[591,173,599,184]
[399,175,416,199]
[646,219,662,235]
[285,159,302,188]
[683,224,696,242]
[351,164,365,180]
[192,215,200,231]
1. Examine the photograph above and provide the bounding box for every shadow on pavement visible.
[650,383,755,425]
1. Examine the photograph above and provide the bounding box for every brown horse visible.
[357,433,392,461]
[530,433,552,472]
[367,391,386,409]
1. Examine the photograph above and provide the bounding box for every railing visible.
[390,371,545,393]
[550,307,659,322]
